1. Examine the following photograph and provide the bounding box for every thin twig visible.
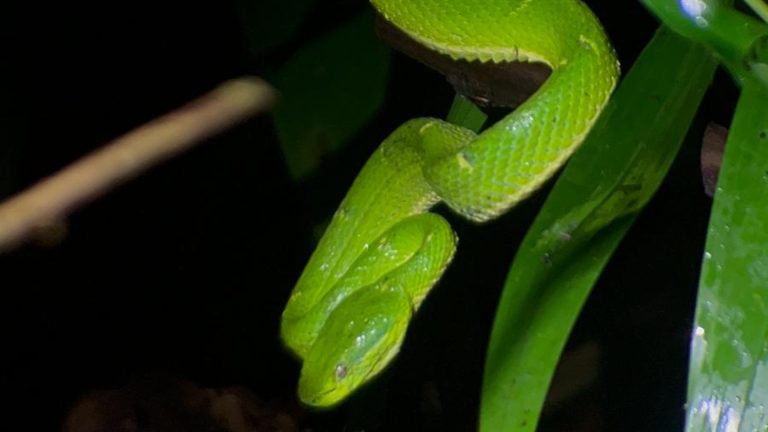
[0,76,277,253]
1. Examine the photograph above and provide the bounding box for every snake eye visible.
[335,363,348,380]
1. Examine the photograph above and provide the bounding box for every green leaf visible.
[480,28,718,431]
[685,82,768,432]
[640,0,768,85]
[234,0,317,56]
[272,11,391,180]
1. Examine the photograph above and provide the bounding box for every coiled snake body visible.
[281,0,619,406]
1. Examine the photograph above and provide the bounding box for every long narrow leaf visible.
[640,0,768,86]
[685,82,768,432]
[480,28,717,431]
[271,11,390,180]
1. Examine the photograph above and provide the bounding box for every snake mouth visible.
[300,381,342,407]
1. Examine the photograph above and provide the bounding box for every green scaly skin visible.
[281,0,620,407]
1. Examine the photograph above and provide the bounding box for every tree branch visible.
[0,76,277,253]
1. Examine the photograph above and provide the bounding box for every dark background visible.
[0,1,738,430]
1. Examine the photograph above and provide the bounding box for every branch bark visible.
[0,76,277,253]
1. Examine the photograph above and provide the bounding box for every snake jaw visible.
[298,379,339,407]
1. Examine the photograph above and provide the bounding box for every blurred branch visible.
[744,0,768,23]
[0,77,277,254]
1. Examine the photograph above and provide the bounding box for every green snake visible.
[281,0,619,407]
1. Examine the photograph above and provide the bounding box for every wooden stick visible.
[0,77,277,253]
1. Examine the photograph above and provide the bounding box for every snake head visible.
[297,286,411,407]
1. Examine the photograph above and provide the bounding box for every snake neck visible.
[281,119,447,355]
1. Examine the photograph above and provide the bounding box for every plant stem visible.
[446,93,487,133]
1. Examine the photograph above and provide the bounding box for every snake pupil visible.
[335,363,348,380]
